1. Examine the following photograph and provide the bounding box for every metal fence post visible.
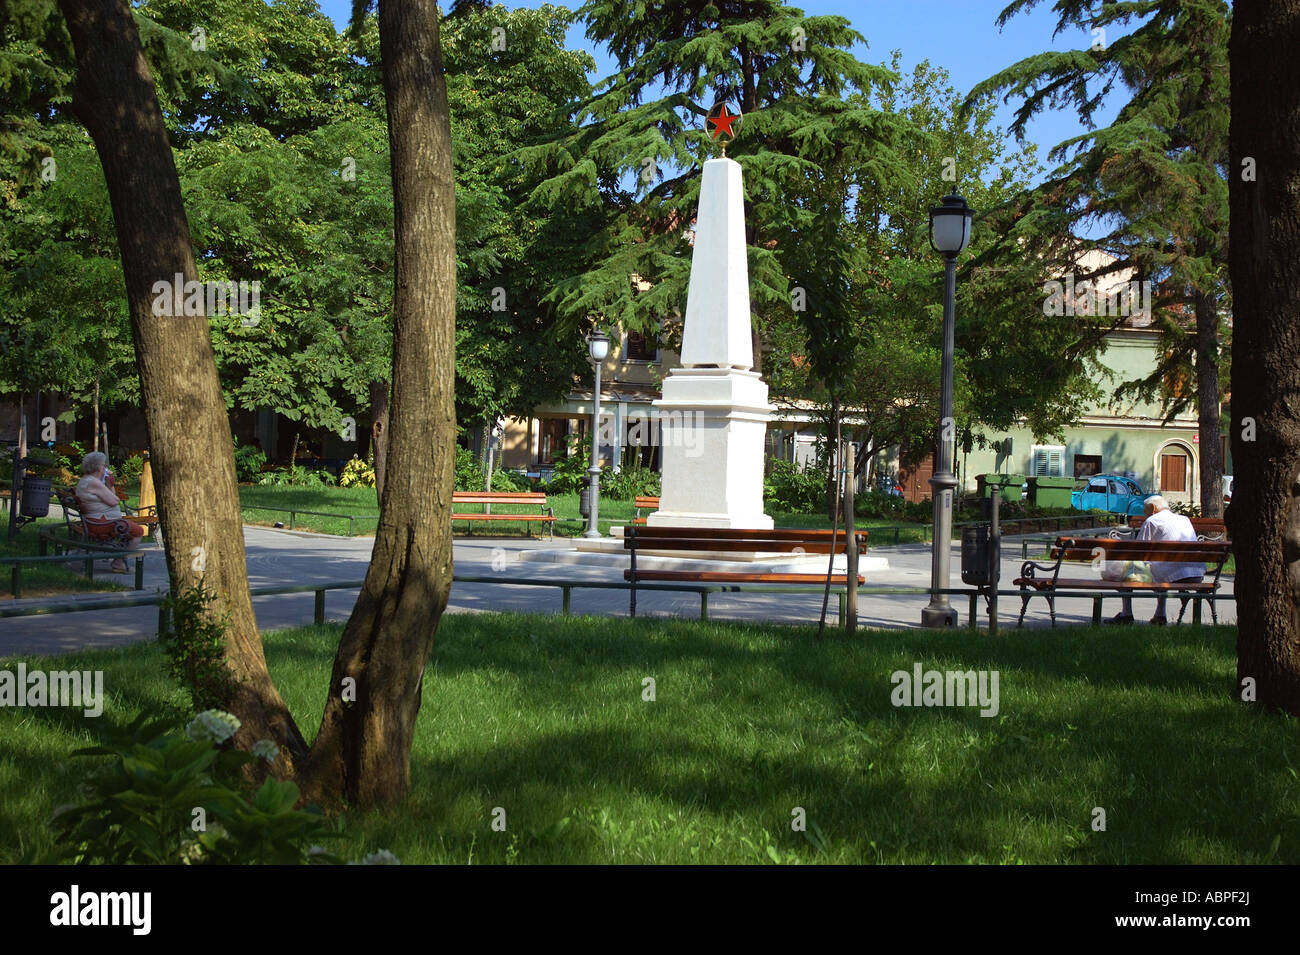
[314,589,325,625]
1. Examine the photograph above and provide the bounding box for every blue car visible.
[1071,474,1155,516]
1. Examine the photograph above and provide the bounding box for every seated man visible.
[1106,495,1205,626]
[75,451,145,574]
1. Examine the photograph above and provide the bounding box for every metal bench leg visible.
[1047,594,1057,627]
[1092,596,1102,625]
[1017,593,1031,628]
[1210,597,1218,625]
[699,591,708,621]
[135,557,144,591]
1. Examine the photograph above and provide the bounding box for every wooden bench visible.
[623,525,868,618]
[451,491,555,538]
[1013,536,1231,627]
[37,489,149,587]
[1124,515,1228,540]
[631,495,660,525]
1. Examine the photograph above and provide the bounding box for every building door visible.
[1160,452,1188,495]
[899,455,934,503]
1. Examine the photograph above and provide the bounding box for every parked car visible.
[1071,474,1156,516]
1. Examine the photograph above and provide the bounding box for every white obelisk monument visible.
[648,156,775,529]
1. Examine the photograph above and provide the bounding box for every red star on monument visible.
[707,103,740,140]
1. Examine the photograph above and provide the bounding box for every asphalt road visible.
[0,525,1235,658]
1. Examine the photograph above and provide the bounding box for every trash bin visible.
[20,476,51,518]
[977,473,1023,504]
[961,525,990,586]
[1029,475,1075,508]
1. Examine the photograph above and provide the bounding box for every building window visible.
[1031,445,1066,477]
[625,328,658,362]
[1073,454,1102,477]
[1160,452,1187,492]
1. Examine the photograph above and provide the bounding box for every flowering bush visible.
[339,455,376,488]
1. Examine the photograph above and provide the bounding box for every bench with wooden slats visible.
[1013,536,1231,627]
[451,491,555,538]
[1123,515,1228,540]
[631,495,660,525]
[623,525,868,617]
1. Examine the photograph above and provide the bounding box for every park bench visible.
[623,525,868,618]
[1013,535,1231,627]
[631,495,660,525]
[1122,515,1228,540]
[34,489,150,588]
[451,491,555,538]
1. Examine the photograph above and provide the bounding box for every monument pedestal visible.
[647,367,774,529]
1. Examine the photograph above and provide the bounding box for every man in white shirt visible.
[1106,495,1205,626]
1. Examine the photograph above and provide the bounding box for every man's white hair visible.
[1145,495,1169,513]
[81,451,108,476]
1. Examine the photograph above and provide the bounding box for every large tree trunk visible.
[300,0,456,807]
[1227,0,1300,716]
[1195,291,1224,517]
[57,0,306,762]
[369,378,390,497]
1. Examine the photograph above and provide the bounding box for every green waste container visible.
[1029,475,1075,508]
[978,473,1024,503]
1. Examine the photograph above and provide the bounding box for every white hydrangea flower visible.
[185,709,241,744]
[355,849,401,865]
[251,739,279,763]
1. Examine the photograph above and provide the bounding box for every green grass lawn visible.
[0,515,127,600]
[2,614,1294,864]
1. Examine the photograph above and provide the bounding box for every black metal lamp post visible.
[584,329,610,539]
[921,191,973,628]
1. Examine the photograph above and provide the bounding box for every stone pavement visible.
[0,525,1235,658]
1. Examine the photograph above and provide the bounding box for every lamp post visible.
[584,329,610,539]
[921,191,973,628]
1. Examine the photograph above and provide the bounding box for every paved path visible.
[0,526,1235,658]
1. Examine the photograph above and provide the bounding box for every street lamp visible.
[584,328,610,539]
[921,191,973,628]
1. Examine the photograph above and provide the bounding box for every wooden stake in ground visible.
[1228,0,1300,715]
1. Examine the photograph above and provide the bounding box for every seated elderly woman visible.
[75,451,145,573]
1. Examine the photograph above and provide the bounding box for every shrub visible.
[454,445,484,491]
[764,459,826,512]
[257,465,336,487]
[233,441,267,483]
[114,451,146,483]
[545,438,594,494]
[50,712,344,865]
[339,455,376,488]
[603,463,661,500]
[490,468,529,492]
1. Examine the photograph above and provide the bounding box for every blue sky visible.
[315,0,1121,173]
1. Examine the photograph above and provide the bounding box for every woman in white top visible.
[75,451,145,573]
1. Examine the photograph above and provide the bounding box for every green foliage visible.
[338,454,376,489]
[158,580,233,712]
[764,460,827,513]
[602,463,660,501]
[257,465,336,488]
[545,437,599,495]
[232,441,267,483]
[454,445,484,491]
[490,468,529,492]
[113,452,146,483]
[49,712,342,865]
[853,490,931,523]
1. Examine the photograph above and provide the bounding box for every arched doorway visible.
[1153,439,1197,506]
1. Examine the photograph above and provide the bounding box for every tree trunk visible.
[1227,0,1300,716]
[300,0,456,807]
[369,379,390,497]
[1194,291,1224,517]
[57,0,306,762]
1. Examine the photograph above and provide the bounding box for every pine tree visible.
[968,0,1231,515]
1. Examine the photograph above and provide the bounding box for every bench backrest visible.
[1051,536,1230,564]
[625,525,867,555]
[452,492,547,504]
[634,496,660,509]
[1127,515,1227,535]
